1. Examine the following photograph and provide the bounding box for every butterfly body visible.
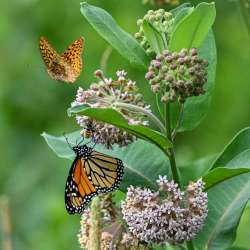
[65,144,124,214]
[39,36,84,83]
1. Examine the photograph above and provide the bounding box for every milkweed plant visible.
[42,1,250,250]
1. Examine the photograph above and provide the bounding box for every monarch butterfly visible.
[65,141,124,214]
[39,36,84,83]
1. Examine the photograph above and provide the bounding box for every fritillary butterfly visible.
[39,36,84,83]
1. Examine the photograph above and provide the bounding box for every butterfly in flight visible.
[64,140,124,214]
[39,36,84,83]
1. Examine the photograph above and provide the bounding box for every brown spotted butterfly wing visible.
[39,37,84,83]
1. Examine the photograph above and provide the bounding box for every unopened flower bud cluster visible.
[135,9,174,55]
[142,0,179,6]
[72,70,149,149]
[122,176,208,244]
[146,48,209,103]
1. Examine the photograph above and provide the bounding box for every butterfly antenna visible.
[77,136,85,146]
[63,133,72,150]
[90,141,97,150]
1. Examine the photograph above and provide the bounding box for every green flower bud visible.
[165,75,174,82]
[151,84,160,93]
[172,52,178,59]
[140,39,147,47]
[135,32,141,39]
[190,48,198,56]
[144,14,150,20]
[157,9,165,15]
[170,63,177,70]
[149,15,156,22]
[179,65,186,74]
[155,13,162,21]
[146,48,153,55]
[161,94,170,103]
[161,65,169,73]
[147,10,154,15]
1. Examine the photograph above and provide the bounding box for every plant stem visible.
[156,94,165,121]
[186,241,195,250]
[100,46,113,73]
[114,102,166,133]
[165,103,181,186]
[0,196,13,250]
[89,197,101,250]
[172,103,184,141]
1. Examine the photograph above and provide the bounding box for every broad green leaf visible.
[80,2,149,69]
[171,30,217,132]
[169,2,216,52]
[231,204,250,250]
[194,128,250,250]
[194,173,250,250]
[112,190,125,207]
[170,3,192,16]
[212,127,250,169]
[142,20,166,54]
[227,248,249,250]
[171,6,194,32]
[68,105,172,152]
[203,167,250,191]
[179,155,216,186]
[152,244,179,250]
[41,131,170,191]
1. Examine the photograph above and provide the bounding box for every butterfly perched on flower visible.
[64,141,124,214]
[39,36,84,83]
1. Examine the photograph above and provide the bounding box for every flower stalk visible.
[165,103,181,186]
[0,196,13,250]
[89,197,101,250]
[186,241,195,250]
[114,102,166,133]
[172,103,184,141]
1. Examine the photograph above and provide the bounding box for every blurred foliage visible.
[0,0,250,250]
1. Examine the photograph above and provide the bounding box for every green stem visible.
[165,103,181,186]
[89,197,101,250]
[155,94,165,121]
[0,196,13,250]
[172,103,184,141]
[100,46,113,73]
[186,241,195,250]
[114,102,166,133]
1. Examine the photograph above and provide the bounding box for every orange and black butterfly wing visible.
[61,37,84,78]
[85,151,124,193]
[65,157,97,214]
[65,148,124,215]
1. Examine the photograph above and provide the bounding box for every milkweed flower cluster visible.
[72,70,150,149]
[121,176,208,244]
[142,0,179,6]
[146,48,209,103]
[135,9,174,55]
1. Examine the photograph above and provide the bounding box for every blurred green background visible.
[0,0,250,249]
